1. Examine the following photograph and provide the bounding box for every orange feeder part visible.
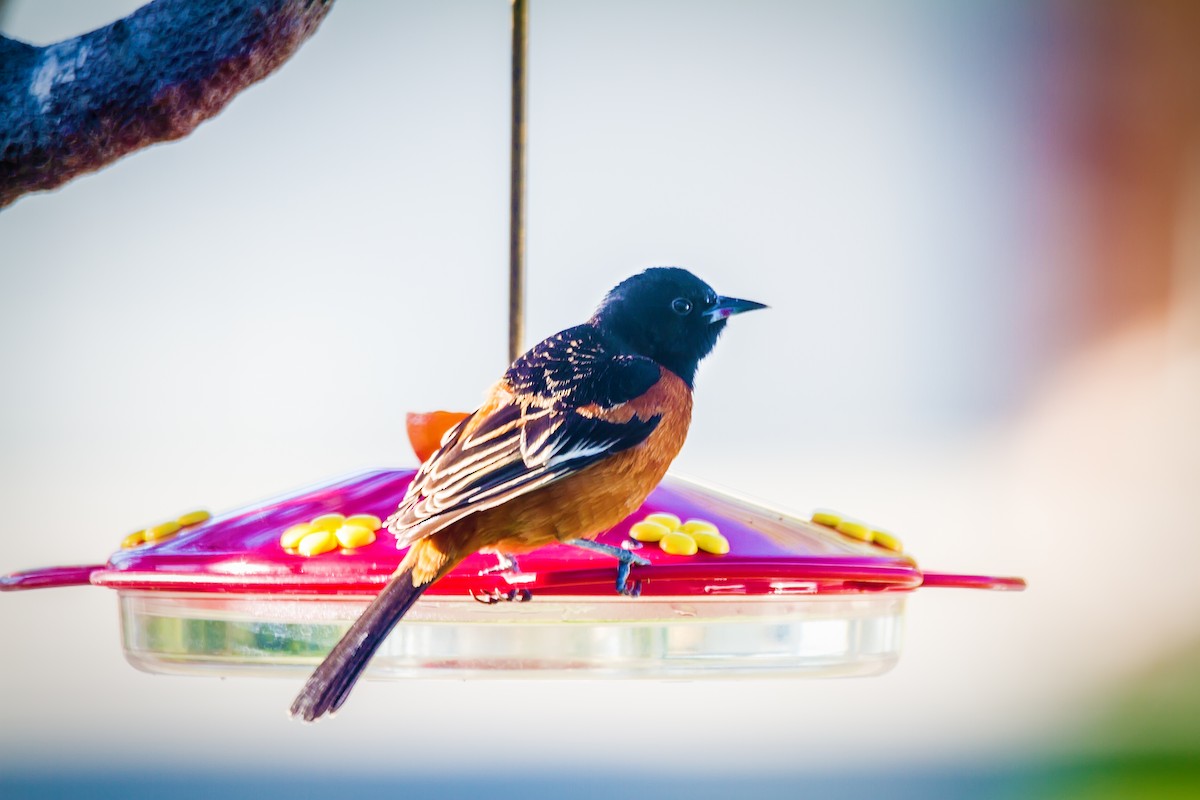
[406,411,471,462]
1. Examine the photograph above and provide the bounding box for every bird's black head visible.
[590,267,766,386]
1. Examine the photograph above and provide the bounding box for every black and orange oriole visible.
[291,267,764,720]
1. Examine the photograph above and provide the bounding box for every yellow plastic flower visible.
[628,514,729,556]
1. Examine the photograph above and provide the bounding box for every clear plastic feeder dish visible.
[1,469,1024,680]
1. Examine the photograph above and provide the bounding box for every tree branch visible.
[0,0,335,208]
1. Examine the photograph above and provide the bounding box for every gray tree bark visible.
[0,0,335,208]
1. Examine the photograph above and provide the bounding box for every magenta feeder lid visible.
[2,469,1024,680]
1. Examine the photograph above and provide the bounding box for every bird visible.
[290,267,765,721]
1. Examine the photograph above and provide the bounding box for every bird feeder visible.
[1,460,1023,679]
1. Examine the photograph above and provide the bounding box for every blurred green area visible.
[1081,639,1200,756]
[1021,638,1200,799]
[1031,757,1200,800]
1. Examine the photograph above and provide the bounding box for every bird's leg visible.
[475,552,534,604]
[478,552,522,577]
[564,539,649,597]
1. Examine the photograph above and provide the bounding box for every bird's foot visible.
[564,539,649,596]
[470,587,533,605]
[478,552,522,577]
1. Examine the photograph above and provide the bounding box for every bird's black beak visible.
[705,295,768,324]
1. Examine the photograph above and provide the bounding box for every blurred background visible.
[1,0,1198,797]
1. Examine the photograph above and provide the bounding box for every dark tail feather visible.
[290,567,427,722]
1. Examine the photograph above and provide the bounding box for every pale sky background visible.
[2,0,1199,791]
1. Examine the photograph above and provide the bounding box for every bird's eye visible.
[671,297,693,315]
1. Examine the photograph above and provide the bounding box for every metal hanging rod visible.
[508,0,528,365]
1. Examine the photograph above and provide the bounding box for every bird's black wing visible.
[387,326,662,546]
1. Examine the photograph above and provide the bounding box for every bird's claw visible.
[470,588,533,605]
[615,556,647,597]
